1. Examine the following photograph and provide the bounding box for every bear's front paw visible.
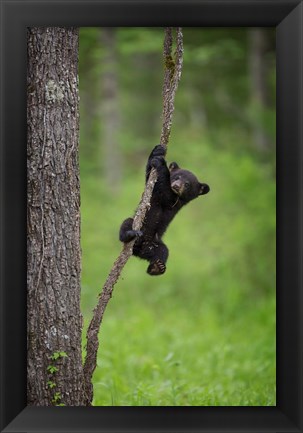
[128,229,143,240]
[152,144,166,158]
[151,156,165,169]
[121,229,143,243]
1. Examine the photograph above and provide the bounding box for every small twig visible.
[83,27,184,405]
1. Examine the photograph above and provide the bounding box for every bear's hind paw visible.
[147,259,166,276]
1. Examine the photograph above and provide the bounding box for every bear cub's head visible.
[169,162,210,202]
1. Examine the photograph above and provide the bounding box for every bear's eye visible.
[185,181,190,188]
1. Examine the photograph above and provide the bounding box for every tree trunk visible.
[27,27,86,406]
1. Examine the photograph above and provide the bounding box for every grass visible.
[80,137,276,406]
[88,296,275,406]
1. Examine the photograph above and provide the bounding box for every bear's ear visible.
[199,183,210,195]
[169,162,180,172]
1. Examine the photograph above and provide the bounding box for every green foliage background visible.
[79,28,276,406]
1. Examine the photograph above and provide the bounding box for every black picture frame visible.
[1,0,302,432]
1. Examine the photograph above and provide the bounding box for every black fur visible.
[119,145,210,275]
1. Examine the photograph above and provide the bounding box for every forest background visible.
[79,27,276,406]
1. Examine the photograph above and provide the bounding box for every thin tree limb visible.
[83,27,183,405]
[160,27,183,147]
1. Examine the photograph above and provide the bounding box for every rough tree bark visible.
[27,27,86,406]
[83,27,184,405]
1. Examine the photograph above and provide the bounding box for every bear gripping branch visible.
[83,27,184,405]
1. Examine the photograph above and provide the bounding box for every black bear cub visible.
[119,145,210,276]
